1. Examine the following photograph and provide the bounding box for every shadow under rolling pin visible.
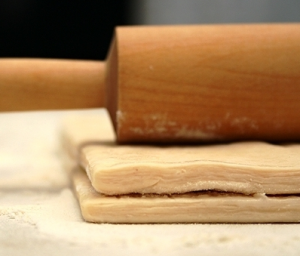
[1,23,300,143]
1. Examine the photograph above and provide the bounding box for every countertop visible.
[1,109,300,256]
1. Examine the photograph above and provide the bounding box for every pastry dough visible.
[73,167,300,223]
[62,114,300,195]
[62,112,300,223]
[80,142,300,195]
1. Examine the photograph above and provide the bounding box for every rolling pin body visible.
[1,24,300,143]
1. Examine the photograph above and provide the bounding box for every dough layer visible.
[62,113,300,223]
[81,143,300,195]
[73,168,300,223]
[62,114,300,195]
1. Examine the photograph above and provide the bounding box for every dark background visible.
[0,1,129,60]
[1,0,299,60]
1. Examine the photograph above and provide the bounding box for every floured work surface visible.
[62,114,300,223]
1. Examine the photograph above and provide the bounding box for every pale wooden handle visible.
[0,59,105,111]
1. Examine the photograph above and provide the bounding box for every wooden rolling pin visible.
[1,23,300,143]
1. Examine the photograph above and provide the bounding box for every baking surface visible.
[1,109,300,255]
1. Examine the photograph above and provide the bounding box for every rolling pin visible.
[1,23,300,143]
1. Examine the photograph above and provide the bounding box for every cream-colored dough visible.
[62,114,300,195]
[73,167,300,223]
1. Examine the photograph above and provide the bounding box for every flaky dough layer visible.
[73,168,300,223]
[62,114,300,195]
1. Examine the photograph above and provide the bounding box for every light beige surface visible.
[1,110,300,255]
[73,167,300,223]
[62,114,300,195]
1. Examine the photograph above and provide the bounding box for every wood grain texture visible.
[0,59,105,111]
[108,24,300,143]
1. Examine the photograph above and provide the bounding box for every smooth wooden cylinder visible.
[1,24,300,143]
[0,59,105,111]
[106,24,300,143]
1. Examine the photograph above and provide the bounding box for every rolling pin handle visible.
[0,58,105,111]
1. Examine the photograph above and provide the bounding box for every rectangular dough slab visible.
[73,167,300,223]
[62,113,300,196]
